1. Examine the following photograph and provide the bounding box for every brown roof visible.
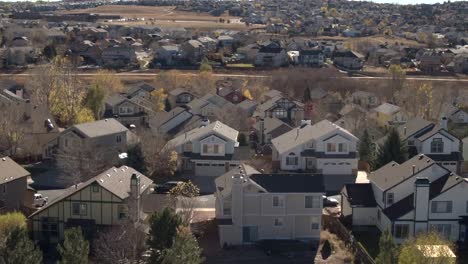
[0,157,30,185]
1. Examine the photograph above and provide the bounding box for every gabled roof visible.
[30,166,152,217]
[397,117,434,140]
[342,183,376,207]
[215,163,260,197]
[368,154,436,191]
[373,102,401,115]
[166,121,239,148]
[416,126,454,142]
[271,120,357,154]
[249,174,324,193]
[0,157,30,185]
[71,118,128,138]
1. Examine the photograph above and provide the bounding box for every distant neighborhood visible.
[0,0,467,263]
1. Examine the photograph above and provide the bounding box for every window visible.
[116,135,122,143]
[394,224,409,239]
[338,143,347,152]
[311,216,319,230]
[223,202,231,216]
[431,138,444,153]
[273,108,287,119]
[305,195,320,208]
[202,144,224,155]
[118,205,127,220]
[431,201,452,213]
[274,217,284,227]
[377,209,381,221]
[72,203,87,216]
[92,185,99,193]
[430,224,452,239]
[326,143,336,152]
[387,193,394,205]
[273,196,284,207]
[286,153,298,166]
[214,144,219,154]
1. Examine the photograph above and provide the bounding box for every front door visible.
[306,158,317,170]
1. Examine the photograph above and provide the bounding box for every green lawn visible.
[353,229,381,259]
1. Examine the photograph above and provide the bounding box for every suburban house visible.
[271,120,358,174]
[298,49,324,67]
[215,164,324,246]
[381,117,463,173]
[155,45,181,66]
[165,120,243,177]
[347,90,381,109]
[168,88,196,108]
[342,154,468,243]
[332,50,364,70]
[104,94,153,126]
[181,40,205,64]
[254,95,305,127]
[255,47,288,67]
[101,46,137,68]
[440,103,468,125]
[371,102,408,128]
[29,166,152,244]
[148,107,194,135]
[0,157,30,211]
[43,119,134,166]
[255,117,293,146]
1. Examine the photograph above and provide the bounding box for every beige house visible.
[29,166,152,244]
[215,164,324,246]
[0,157,30,211]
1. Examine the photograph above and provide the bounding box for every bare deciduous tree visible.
[0,103,25,157]
[139,131,178,179]
[168,181,200,225]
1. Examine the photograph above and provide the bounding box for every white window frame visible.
[387,192,394,206]
[431,201,452,213]
[311,216,320,230]
[305,195,320,209]
[394,224,409,239]
[274,217,284,227]
[273,195,284,208]
[326,143,336,152]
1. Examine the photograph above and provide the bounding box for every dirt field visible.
[58,5,257,30]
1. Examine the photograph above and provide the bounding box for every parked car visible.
[154,181,184,194]
[323,195,339,207]
[33,193,48,207]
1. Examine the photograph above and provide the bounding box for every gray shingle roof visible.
[167,120,239,148]
[271,120,357,154]
[0,157,30,185]
[396,117,433,140]
[368,154,437,190]
[342,183,376,207]
[73,118,128,138]
[249,174,324,193]
[373,103,401,115]
[30,166,152,217]
[215,163,260,197]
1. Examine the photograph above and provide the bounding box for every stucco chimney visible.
[414,177,430,234]
[231,174,244,227]
[440,116,448,130]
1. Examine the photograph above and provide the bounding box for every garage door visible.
[322,161,352,175]
[194,162,227,176]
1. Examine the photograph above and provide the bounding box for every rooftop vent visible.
[418,154,424,160]
[1,158,5,161]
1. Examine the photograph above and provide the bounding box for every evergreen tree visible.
[3,227,42,264]
[147,208,182,263]
[238,133,247,146]
[126,143,147,174]
[160,227,204,264]
[164,98,172,112]
[303,87,311,102]
[375,229,397,264]
[358,129,374,164]
[57,227,89,264]
[375,128,408,169]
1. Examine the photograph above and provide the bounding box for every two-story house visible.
[380,117,462,173]
[255,47,288,68]
[298,49,324,67]
[168,88,196,108]
[29,166,152,244]
[104,94,154,126]
[165,120,242,177]
[0,157,30,211]
[254,95,304,127]
[342,154,468,243]
[271,120,358,174]
[215,164,324,246]
[332,50,364,70]
[371,102,408,129]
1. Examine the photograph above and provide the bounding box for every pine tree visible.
[164,98,172,112]
[147,208,182,263]
[375,128,408,169]
[160,227,204,264]
[126,143,147,174]
[57,227,89,264]
[359,129,374,164]
[303,87,311,102]
[375,229,397,264]
[3,227,42,264]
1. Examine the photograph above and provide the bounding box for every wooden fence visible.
[323,215,375,264]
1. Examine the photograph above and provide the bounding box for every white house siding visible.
[421,133,459,156]
[194,161,229,176]
[352,208,377,226]
[376,207,392,233]
[341,197,353,217]
[384,165,446,209]
[318,158,356,175]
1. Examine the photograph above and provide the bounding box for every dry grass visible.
[58,5,254,30]
[320,230,354,263]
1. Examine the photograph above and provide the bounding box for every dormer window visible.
[431,138,444,153]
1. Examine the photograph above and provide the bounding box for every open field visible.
[58,5,257,30]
